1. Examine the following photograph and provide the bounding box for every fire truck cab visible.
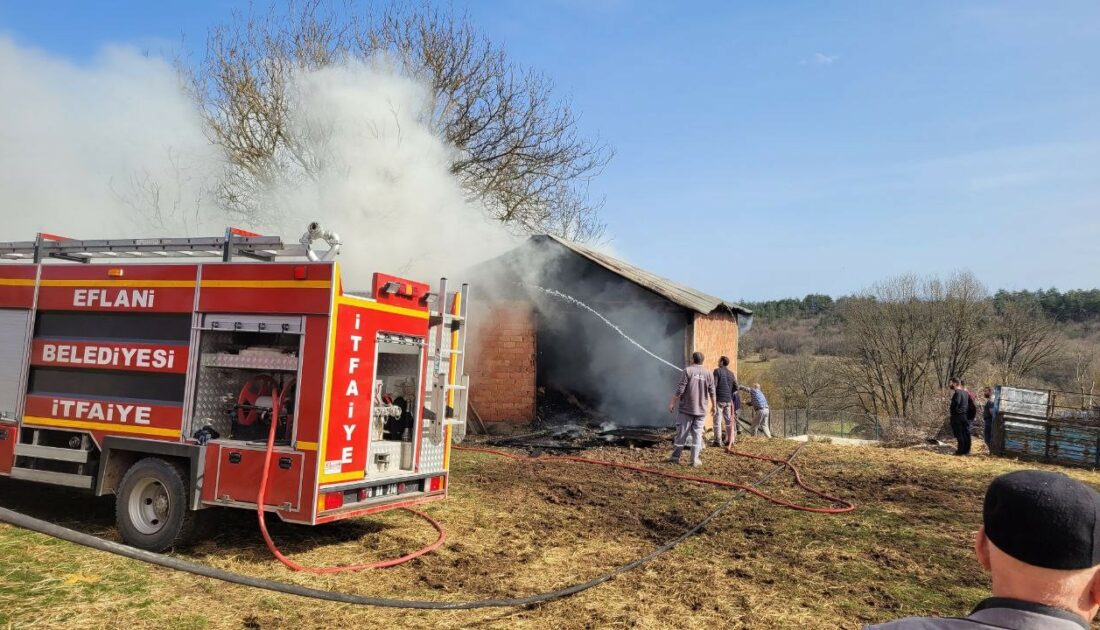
[0,226,469,551]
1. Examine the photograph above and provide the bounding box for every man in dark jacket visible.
[982,386,996,451]
[948,377,974,455]
[868,470,1100,629]
[712,356,738,447]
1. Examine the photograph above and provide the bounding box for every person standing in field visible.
[668,351,715,467]
[948,377,975,455]
[742,383,772,438]
[963,380,980,440]
[712,356,738,447]
[983,387,996,451]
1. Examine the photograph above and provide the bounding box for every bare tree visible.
[775,355,847,411]
[839,274,945,419]
[1070,346,1097,407]
[931,271,991,387]
[990,301,1061,384]
[187,0,612,241]
[110,148,213,235]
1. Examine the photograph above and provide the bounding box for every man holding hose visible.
[742,383,772,438]
[668,351,715,467]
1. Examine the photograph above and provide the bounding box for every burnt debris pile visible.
[484,386,669,453]
[537,386,608,427]
[486,425,668,454]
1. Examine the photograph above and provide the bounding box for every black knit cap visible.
[984,470,1100,570]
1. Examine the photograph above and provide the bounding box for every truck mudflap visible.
[0,423,15,474]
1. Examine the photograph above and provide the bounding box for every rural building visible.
[466,235,752,427]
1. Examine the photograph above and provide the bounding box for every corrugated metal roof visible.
[538,234,752,316]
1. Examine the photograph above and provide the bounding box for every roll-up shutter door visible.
[0,309,31,419]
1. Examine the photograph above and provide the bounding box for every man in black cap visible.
[869,469,1100,629]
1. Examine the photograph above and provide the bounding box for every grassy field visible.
[3,438,1100,629]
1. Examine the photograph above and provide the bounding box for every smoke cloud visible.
[0,37,515,285]
[534,274,686,427]
[0,36,693,426]
[470,239,691,427]
[0,37,220,237]
[263,59,516,284]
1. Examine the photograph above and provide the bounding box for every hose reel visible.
[235,374,296,439]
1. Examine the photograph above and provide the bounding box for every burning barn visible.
[467,235,752,428]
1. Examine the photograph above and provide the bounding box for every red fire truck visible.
[0,224,469,552]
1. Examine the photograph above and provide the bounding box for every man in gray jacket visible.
[668,351,715,467]
[868,469,1100,629]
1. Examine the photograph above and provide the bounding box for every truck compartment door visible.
[208,444,304,512]
[0,309,30,474]
[0,309,31,421]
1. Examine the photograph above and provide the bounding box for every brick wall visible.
[692,311,740,429]
[692,311,739,374]
[466,301,537,424]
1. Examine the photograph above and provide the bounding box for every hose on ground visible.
[254,390,446,573]
[453,444,855,514]
[0,444,806,609]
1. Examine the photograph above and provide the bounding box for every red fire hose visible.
[452,445,855,514]
[255,389,446,573]
[256,389,853,572]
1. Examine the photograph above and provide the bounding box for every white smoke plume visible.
[0,37,220,237]
[0,36,515,286]
[0,36,693,428]
[262,59,517,284]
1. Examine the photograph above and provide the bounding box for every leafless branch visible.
[184,0,612,241]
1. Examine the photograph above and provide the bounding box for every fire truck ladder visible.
[428,279,470,443]
[1,227,318,484]
[0,228,308,263]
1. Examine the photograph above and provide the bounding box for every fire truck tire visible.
[115,458,196,552]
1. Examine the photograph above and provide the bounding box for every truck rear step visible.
[12,429,95,488]
[10,467,93,488]
[15,443,89,463]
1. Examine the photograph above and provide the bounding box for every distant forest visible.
[736,278,1100,440]
[743,288,1100,323]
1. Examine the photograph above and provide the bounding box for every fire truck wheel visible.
[115,458,196,552]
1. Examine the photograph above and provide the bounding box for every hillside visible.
[737,285,1100,433]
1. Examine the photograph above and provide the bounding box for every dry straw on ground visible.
[3,437,1100,629]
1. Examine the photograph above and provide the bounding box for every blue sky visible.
[1,1,1097,301]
